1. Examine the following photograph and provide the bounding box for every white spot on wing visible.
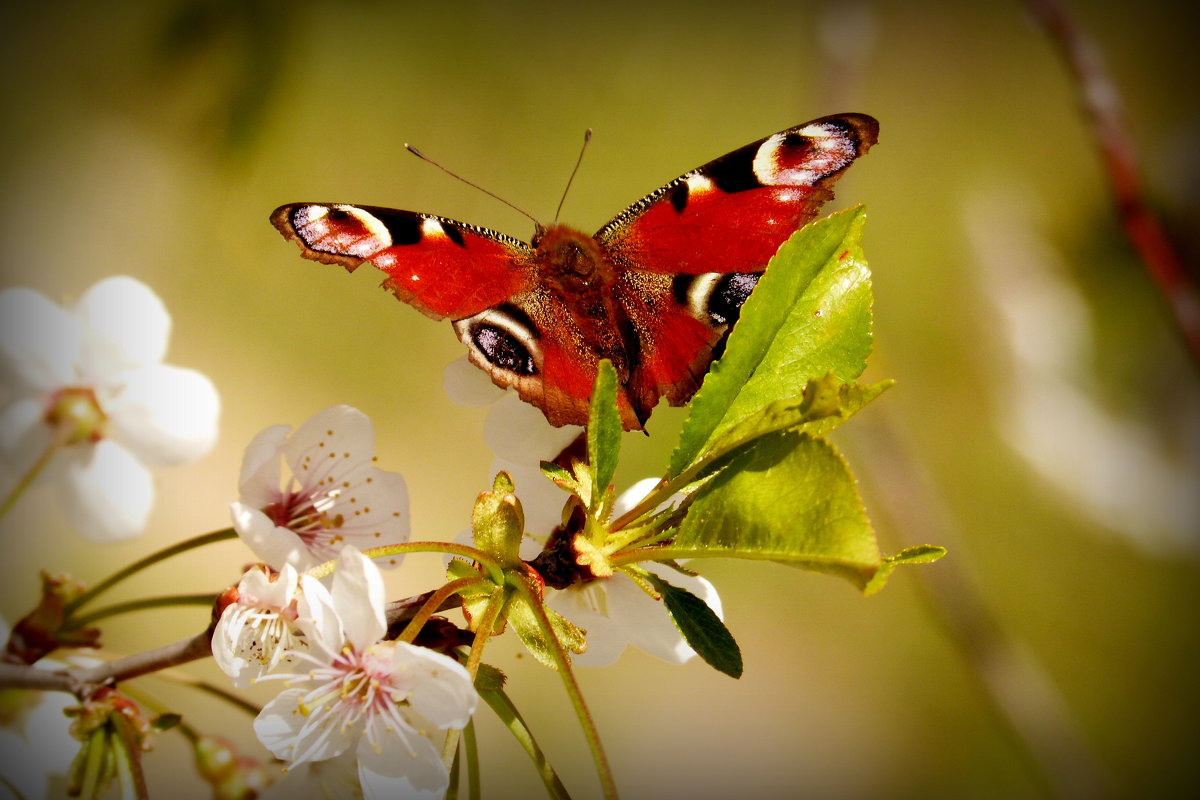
[420,216,446,239]
[686,273,722,320]
[685,173,715,195]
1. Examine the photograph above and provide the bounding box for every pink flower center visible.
[298,643,415,749]
[262,490,346,560]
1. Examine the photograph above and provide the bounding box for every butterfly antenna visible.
[554,128,592,223]
[405,143,540,226]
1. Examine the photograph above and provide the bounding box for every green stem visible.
[478,686,572,800]
[463,719,481,800]
[64,528,237,615]
[396,577,483,644]
[510,572,617,800]
[442,587,506,770]
[109,713,149,800]
[0,433,61,523]
[65,594,218,630]
[305,540,499,580]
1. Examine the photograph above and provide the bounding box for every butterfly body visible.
[272,113,878,430]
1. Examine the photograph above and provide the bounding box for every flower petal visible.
[0,398,52,476]
[609,566,721,664]
[281,405,374,483]
[73,276,170,377]
[546,584,627,667]
[612,477,667,517]
[0,287,81,395]
[330,547,386,651]
[253,688,310,760]
[261,752,363,800]
[0,687,82,799]
[357,733,446,798]
[236,424,289,506]
[58,440,153,541]
[106,364,219,467]
[484,394,582,465]
[442,355,507,407]
[296,574,343,658]
[393,643,478,729]
[231,502,313,571]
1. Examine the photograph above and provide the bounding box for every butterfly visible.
[271,113,878,430]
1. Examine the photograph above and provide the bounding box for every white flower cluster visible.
[215,547,477,798]
[214,406,477,797]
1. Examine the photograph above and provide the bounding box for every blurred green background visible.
[2,0,1197,798]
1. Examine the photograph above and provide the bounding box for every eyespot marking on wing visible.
[453,305,542,377]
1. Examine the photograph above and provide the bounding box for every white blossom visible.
[444,357,582,535]
[253,547,478,798]
[0,276,219,540]
[231,405,409,572]
[212,564,306,688]
[549,479,724,667]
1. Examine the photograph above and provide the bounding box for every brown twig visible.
[1026,0,1200,366]
[0,588,464,698]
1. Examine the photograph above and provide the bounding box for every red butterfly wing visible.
[598,114,879,420]
[271,203,533,319]
[595,114,878,276]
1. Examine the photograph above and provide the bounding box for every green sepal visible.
[472,472,525,567]
[505,583,587,670]
[862,545,948,596]
[447,560,508,634]
[643,569,743,678]
[670,207,872,477]
[473,662,507,692]
[674,430,882,590]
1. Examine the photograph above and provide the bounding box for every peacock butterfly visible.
[271,113,878,430]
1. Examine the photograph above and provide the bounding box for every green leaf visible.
[697,376,891,477]
[862,544,948,596]
[645,571,742,678]
[472,472,525,566]
[670,207,872,476]
[674,430,881,590]
[539,460,577,492]
[150,714,181,732]
[587,359,622,495]
[889,544,948,564]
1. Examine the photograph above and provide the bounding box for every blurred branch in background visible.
[1025,0,1200,368]
[852,414,1113,800]
[152,0,292,156]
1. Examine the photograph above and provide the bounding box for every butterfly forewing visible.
[595,113,878,275]
[271,203,533,320]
